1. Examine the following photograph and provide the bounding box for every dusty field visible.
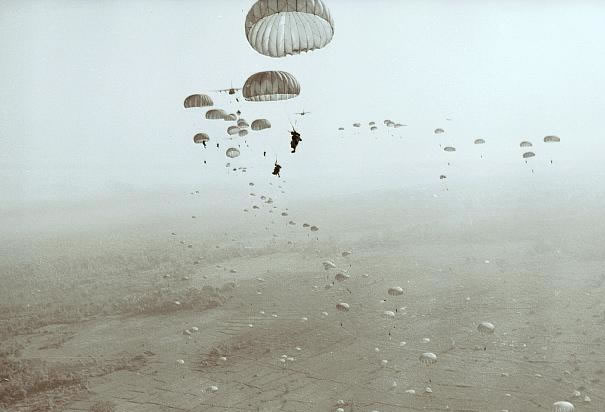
[1,189,604,411]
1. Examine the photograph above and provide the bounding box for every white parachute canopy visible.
[245,0,335,58]
[251,119,272,131]
[226,148,240,158]
[243,71,300,102]
[552,401,574,412]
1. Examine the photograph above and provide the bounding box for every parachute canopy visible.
[193,133,209,144]
[245,0,335,58]
[238,129,249,137]
[387,287,404,296]
[520,141,533,148]
[444,146,456,152]
[477,321,495,335]
[224,113,237,121]
[251,119,271,131]
[522,151,535,159]
[184,94,213,108]
[370,126,378,131]
[338,127,344,131]
[544,135,561,143]
[227,126,241,136]
[552,401,574,412]
[336,302,350,312]
[434,128,445,134]
[474,138,486,144]
[226,147,240,158]
[206,109,227,120]
[243,71,300,102]
[237,119,249,128]
[419,352,437,365]
[353,123,361,128]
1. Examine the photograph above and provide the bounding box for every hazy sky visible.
[2,0,604,208]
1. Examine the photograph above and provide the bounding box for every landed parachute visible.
[226,148,240,158]
[336,302,350,312]
[206,109,227,120]
[544,135,561,143]
[184,94,213,108]
[387,287,404,296]
[245,0,335,58]
[227,126,240,136]
[251,119,272,131]
[522,151,536,159]
[474,138,486,144]
[419,352,437,366]
[520,141,533,148]
[193,133,210,144]
[243,71,300,102]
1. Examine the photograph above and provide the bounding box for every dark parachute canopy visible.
[245,0,335,58]
[206,109,227,120]
[251,119,272,131]
[520,141,533,148]
[238,129,249,137]
[544,135,561,143]
[184,94,213,108]
[243,71,300,102]
[237,119,249,128]
[434,128,445,134]
[224,113,237,121]
[474,138,486,144]
[193,133,210,144]
[444,146,456,152]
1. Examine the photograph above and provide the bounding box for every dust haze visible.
[1,1,605,411]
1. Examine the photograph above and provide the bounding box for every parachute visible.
[419,352,437,366]
[251,119,272,131]
[477,321,495,335]
[439,174,447,180]
[387,287,404,296]
[369,121,376,126]
[434,128,445,134]
[335,272,350,282]
[310,225,319,232]
[383,120,392,125]
[193,133,210,144]
[245,0,335,58]
[552,401,574,412]
[206,109,227,120]
[224,113,237,121]
[226,147,240,158]
[322,261,336,270]
[184,94,213,108]
[353,123,361,128]
[522,151,535,159]
[394,123,405,128]
[237,119,250,128]
[474,138,486,144]
[544,135,561,143]
[443,146,456,152]
[243,71,300,102]
[370,126,378,131]
[238,129,249,137]
[227,126,241,136]
[336,302,350,312]
[338,127,345,131]
[520,141,533,148]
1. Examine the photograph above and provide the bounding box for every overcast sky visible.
[2,0,604,209]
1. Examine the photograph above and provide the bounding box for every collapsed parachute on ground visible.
[474,138,486,144]
[193,133,210,144]
[251,119,272,131]
[520,141,533,147]
[444,146,456,152]
[226,148,240,158]
[523,151,535,159]
[336,302,350,312]
[206,109,227,120]
[245,0,335,58]
[243,71,300,102]
[184,94,213,108]
[544,135,561,143]
[227,126,240,136]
